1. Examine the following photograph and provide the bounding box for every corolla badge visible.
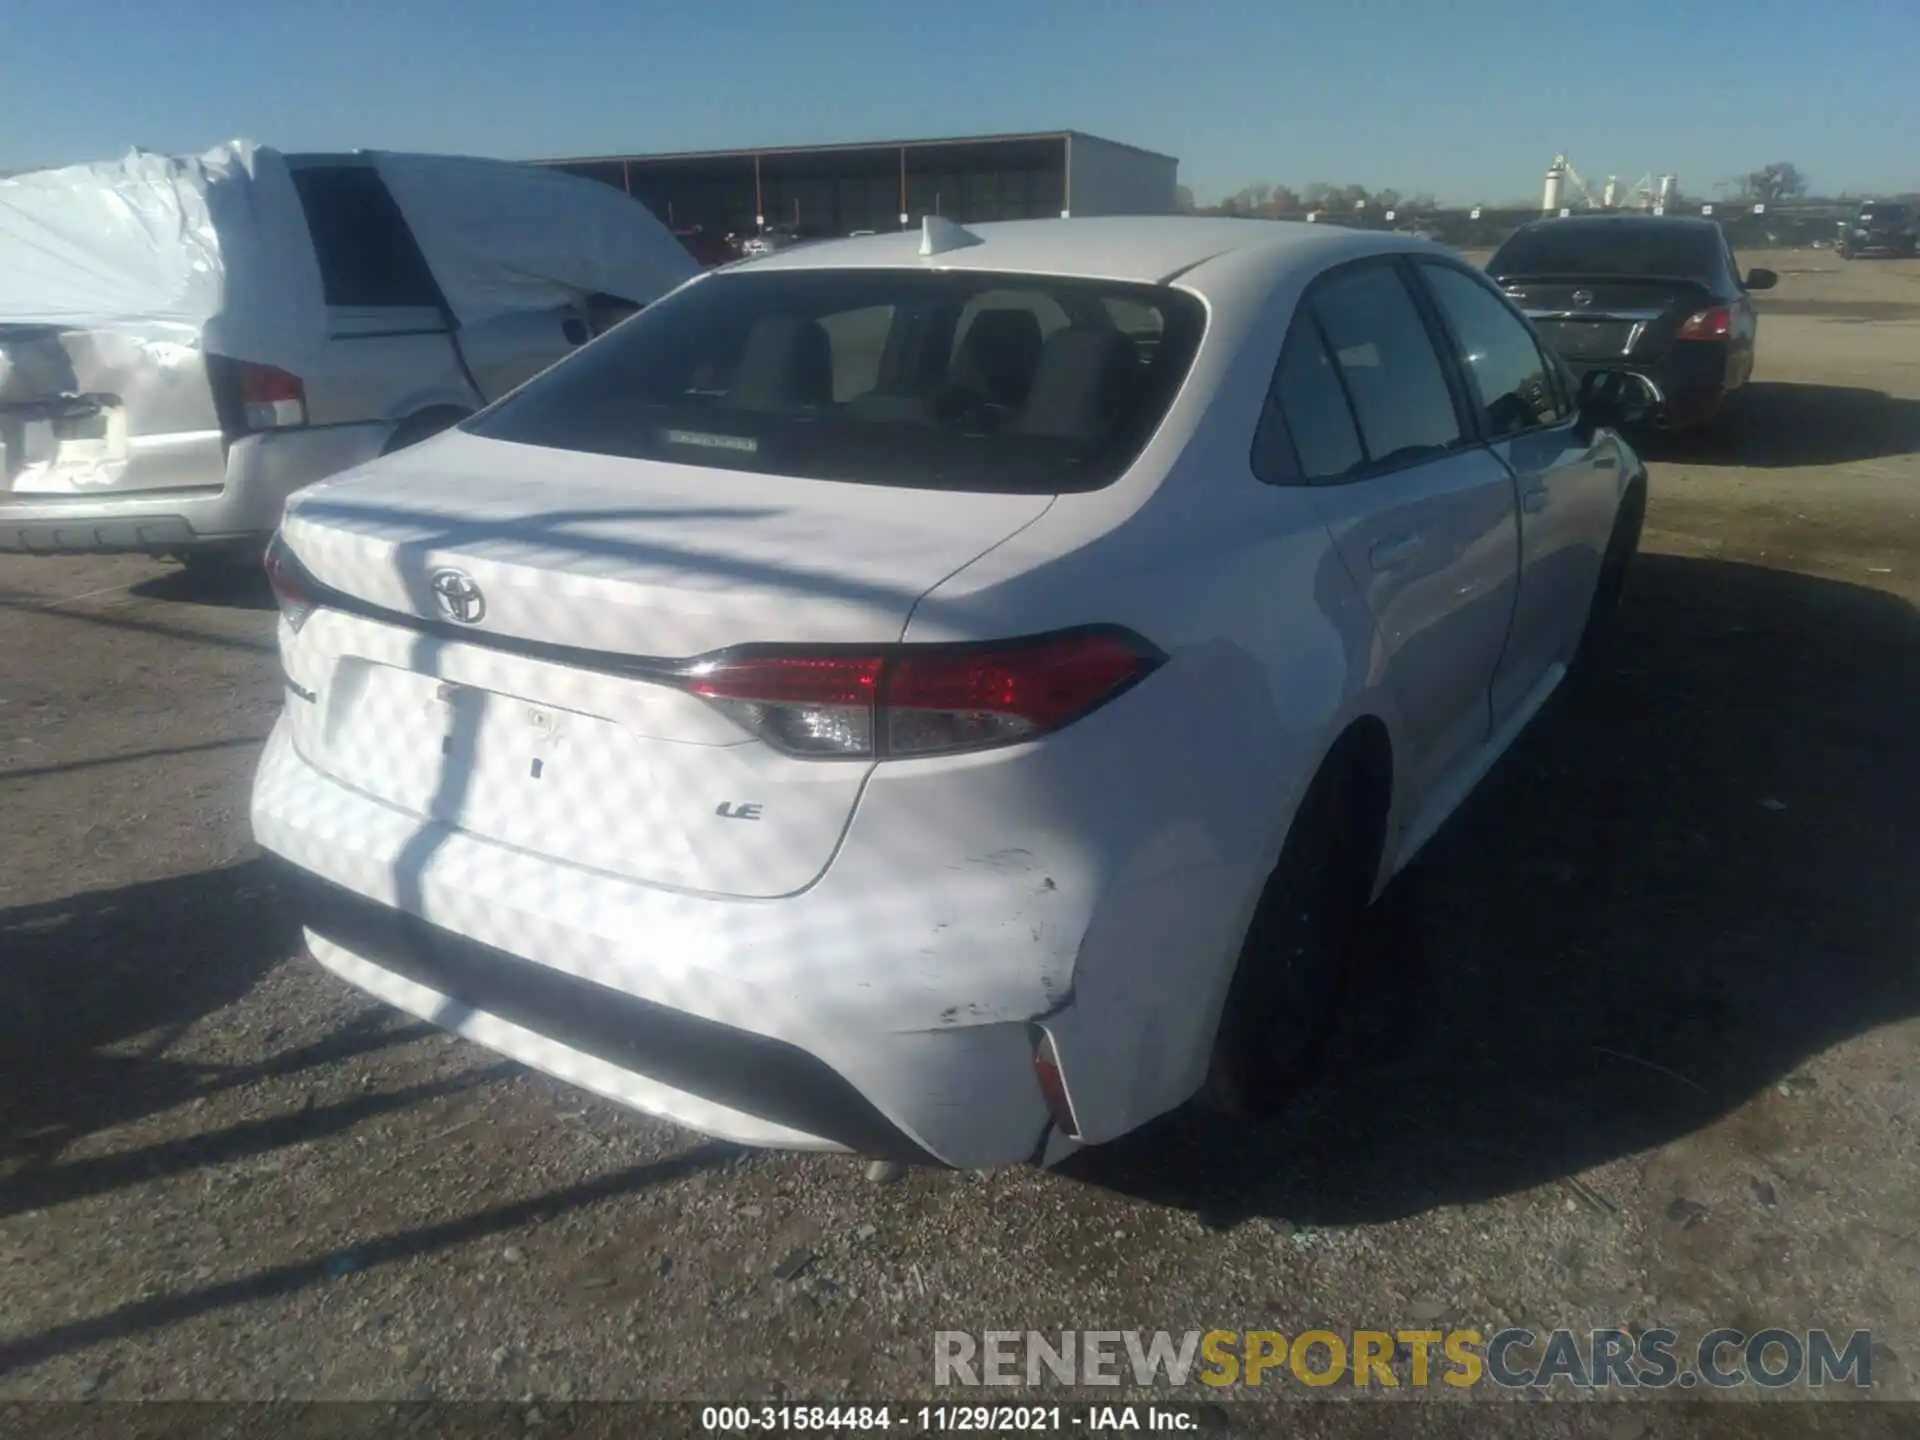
[429,568,486,625]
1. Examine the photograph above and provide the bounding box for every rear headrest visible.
[1016,327,1140,439]
[952,309,1045,407]
[727,315,834,410]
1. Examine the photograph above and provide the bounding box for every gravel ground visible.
[2,252,1917,1416]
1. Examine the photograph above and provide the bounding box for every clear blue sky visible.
[3,0,1914,203]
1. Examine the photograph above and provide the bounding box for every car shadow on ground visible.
[1070,553,1920,1226]
[1636,380,1920,468]
[0,858,397,1183]
[129,562,276,611]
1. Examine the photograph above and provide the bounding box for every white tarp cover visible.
[0,141,322,371]
[372,150,699,322]
[0,139,696,371]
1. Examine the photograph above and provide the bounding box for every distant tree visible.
[1174,184,1197,214]
[1208,180,1464,217]
[1228,183,1275,214]
[1744,162,1807,206]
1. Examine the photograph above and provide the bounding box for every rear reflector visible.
[263,531,317,632]
[1031,1028,1080,1138]
[1677,307,1732,341]
[239,362,308,429]
[679,627,1163,760]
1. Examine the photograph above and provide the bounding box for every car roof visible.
[1509,213,1722,236]
[730,215,1442,291]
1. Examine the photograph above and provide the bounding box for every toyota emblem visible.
[1571,289,1595,307]
[429,568,486,625]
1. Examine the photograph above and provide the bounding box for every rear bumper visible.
[1566,344,1734,430]
[1840,235,1917,256]
[0,423,390,555]
[249,722,1067,1167]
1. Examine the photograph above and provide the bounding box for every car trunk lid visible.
[273,430,1053,898]
[1497,276,1720,361]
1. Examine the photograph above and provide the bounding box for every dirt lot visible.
[3,250,1918,1414]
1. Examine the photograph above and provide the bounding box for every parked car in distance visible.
[738,225,830,260]
[0,144,697,566]
[1836,201,1917,259]
[253,217,1654,1169]
[1488,214,1775,432]
[672,225,738,269]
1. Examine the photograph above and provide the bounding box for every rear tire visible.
[1570,482,1645,682]
[1202,755,1380,1118]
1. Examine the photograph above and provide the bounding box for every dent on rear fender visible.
[1031,532,1385,1139]
[928,849,1078,1025]
[1023,640,1321,1140]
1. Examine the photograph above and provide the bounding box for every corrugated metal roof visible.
[535,131,1175,167]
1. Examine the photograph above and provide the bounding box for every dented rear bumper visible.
[250,720,1078,1167]
[0,422,389,555]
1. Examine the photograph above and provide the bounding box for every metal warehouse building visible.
[538,131,1178,238]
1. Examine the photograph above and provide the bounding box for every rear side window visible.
[290,166,444,309]
[464,270,1206,495]
[1307,265,1462,469]
[1416,263,1569,437]
[1253,320,1365,482]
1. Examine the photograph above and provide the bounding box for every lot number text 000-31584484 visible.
[700,1405,1200,1432]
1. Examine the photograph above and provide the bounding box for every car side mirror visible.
[1745,268,1778,291]
[1576,369,1660,437]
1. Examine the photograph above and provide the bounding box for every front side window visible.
[464,269,1206,495]
[1417,262,1568,438]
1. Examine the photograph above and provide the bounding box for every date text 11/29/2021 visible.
[701,1404,1203,1432]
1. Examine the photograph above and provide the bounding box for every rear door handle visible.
[1368,533,1426,572]
[562,317,590,346]
[1520,484,1550,514]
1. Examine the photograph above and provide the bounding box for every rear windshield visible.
[463,268,1206,494]
[1489,224,1720,280]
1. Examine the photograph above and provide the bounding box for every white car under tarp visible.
[0,139,696,377]
[0,141,698,558]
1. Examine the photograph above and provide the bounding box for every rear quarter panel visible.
[901,243,1411,1140]
[301,306,479,428]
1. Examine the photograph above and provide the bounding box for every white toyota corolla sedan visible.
[251,216,1650,1169]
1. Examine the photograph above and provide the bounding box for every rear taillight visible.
[685,654,884,757]
[263,531,317,632]
[1677,307,1732,341]
[680,626,1163,760]
[239,362,308,429]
